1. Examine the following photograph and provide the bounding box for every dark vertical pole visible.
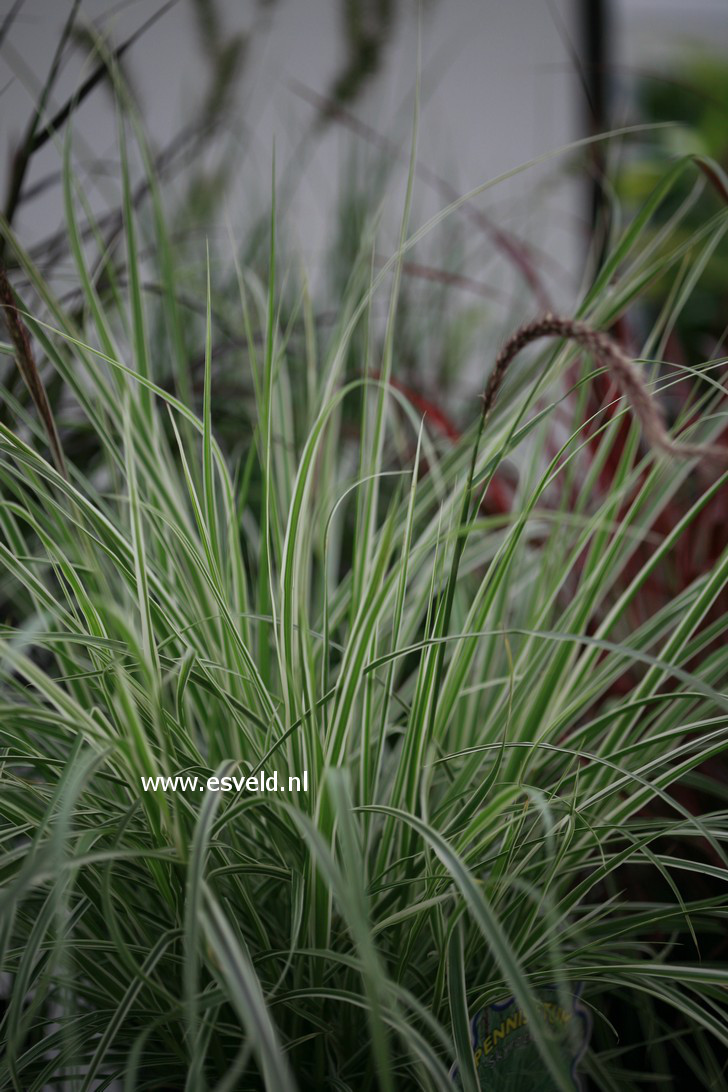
[581,0,611,256]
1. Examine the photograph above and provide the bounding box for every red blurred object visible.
[386,374,515,515]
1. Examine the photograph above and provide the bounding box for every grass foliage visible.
[1,100,728,1090]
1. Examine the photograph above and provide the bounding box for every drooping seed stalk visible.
[482,314,728,464]
[427,313,727,752]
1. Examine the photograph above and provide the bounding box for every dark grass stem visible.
[0,264,67,478]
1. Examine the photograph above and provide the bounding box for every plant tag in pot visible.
[451,984,591,1090]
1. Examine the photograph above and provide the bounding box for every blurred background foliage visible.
[617,49,728,363]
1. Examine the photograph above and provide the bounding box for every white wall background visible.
[1,0,581,304]
[1,0,727,308]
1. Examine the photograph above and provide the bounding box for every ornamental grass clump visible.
[1,103,728,1090]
